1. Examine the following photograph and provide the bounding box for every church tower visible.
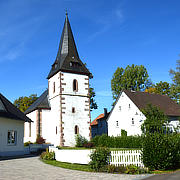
[47,13,91,146]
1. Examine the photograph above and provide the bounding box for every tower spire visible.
[47,14,91,79]
[65,9,68,17]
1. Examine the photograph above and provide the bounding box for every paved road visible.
[0,156,152,180]
[144,170,180,180]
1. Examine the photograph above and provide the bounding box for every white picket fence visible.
[110,150,144,167]
[49,147,144,167]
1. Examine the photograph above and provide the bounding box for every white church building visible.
[24,13,91,147]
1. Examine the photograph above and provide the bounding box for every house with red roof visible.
[91,108,109,138]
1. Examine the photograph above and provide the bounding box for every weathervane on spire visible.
[65,9,68,17]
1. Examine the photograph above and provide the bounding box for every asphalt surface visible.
[144,170,180,180]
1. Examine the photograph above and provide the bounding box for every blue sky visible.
[0,0,180,120]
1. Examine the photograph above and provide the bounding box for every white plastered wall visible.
[0,118,24,156]
[61,72,90,146]
[24,110,37,143]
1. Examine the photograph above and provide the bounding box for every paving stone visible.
[0,156,153,180]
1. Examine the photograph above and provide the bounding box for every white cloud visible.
[115,9,124,22]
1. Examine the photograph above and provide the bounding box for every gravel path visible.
[0,156,153,180]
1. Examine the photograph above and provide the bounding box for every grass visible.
[42,159,180,174]
[56,146,91,150]
[56,146,141,151]
[42,159,93,172]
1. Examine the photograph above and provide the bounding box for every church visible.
[24,13,91,147]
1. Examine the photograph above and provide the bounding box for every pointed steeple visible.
[47,13,91,79]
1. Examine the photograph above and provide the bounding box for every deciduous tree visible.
[111,64,151,101]
[14,94,38,112]
[169,60,180,103]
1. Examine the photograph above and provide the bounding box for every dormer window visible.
[73,79,78,92]
[70,61,81,68]
[52,62,57,69]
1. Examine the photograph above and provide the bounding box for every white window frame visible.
[7,130,17,145]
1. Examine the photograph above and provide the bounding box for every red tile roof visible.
[91,113,105,126]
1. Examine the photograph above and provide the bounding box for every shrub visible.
[41,149,55,160]
[24,141,32,146]
[125,165,140,174]
[121,129,127,136]
[141,105,180,170]
[75,134,88,147]
[91,134,142,148]
[108,164,127,173]
[107,164,116,173]
[107,164,148,174]
[142,132,180,170]
[83,142,94,148]
[89,147,110,171]
[36,136,45,144]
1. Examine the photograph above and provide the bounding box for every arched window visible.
[75,125,79,135]
[73,79,78,92]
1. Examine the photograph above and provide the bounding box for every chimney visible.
[104,108,107,117]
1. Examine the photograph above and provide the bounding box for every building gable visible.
[0,93,31,122]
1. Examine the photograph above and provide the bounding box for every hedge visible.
[91,134,143,148]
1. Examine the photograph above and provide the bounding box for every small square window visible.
[132,118,134,125]
[116,121,119,127]
[119,106,121,111]
[7,131,17,145]
[72,107,75,113]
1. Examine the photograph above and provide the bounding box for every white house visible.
[108,90,180,136]
[24,13,91,147]
[0,93,31,157]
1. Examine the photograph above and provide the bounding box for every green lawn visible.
[42,159,93,172]
[56,146,141,151]
[42,159,180,174]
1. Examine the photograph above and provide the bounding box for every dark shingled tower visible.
[47,13,91,79]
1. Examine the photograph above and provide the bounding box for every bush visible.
[24,141,32,146]
[107,164,148,174]
[36,136,45,144]
[121,129,127,136]
[41,149,55,160]
[125,165,140,174]
[91,134,142,148]
[75,134,88,147]
[108,164,127,173]
[83,142,94,148]
[89,147,110,171]
[142,133,180,170]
